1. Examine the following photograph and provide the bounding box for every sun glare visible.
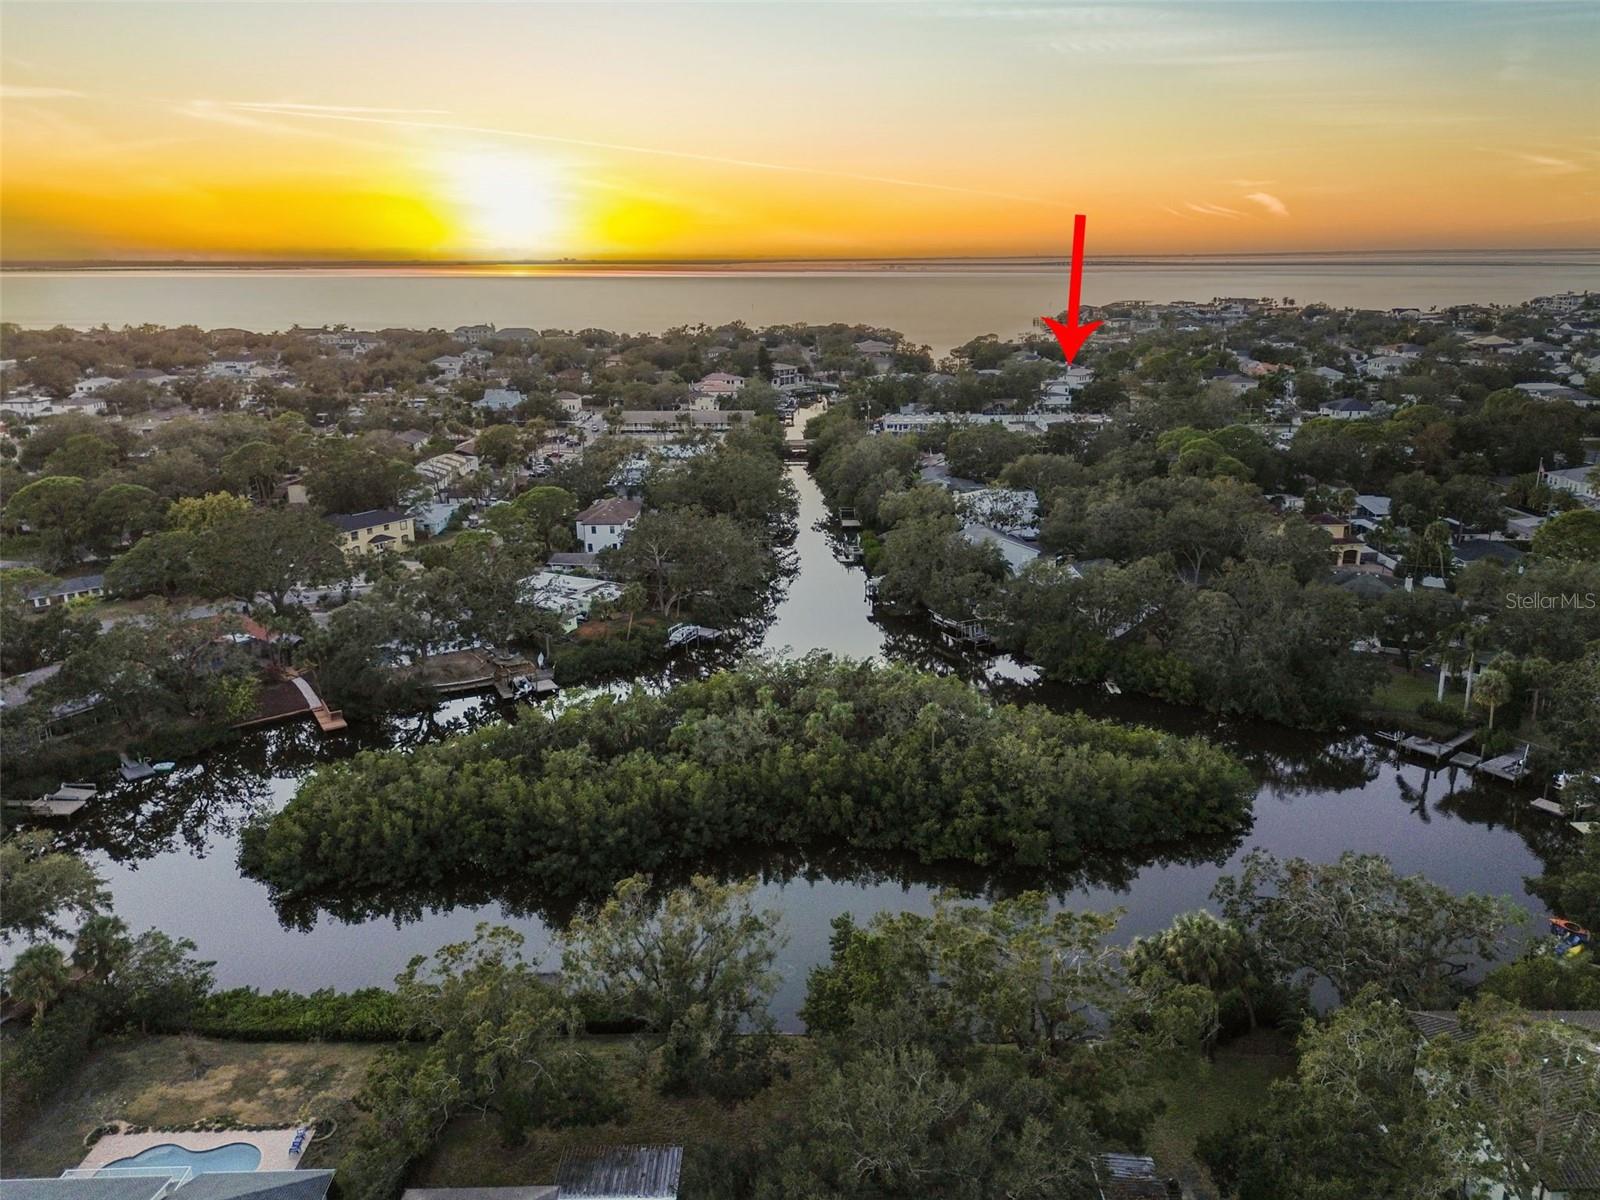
[436,148,568,259]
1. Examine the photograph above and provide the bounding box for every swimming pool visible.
[103,1141,263,1175]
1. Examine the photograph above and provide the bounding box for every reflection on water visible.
[15,459,1573,1026]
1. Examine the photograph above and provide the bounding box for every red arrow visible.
[1039,213,1102,363]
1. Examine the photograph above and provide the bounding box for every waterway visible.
[6,251,1599,357]
[30,445,1572,1026]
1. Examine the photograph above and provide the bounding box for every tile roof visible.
[324,509,411,533]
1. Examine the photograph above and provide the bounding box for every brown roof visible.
[576,498,642,526]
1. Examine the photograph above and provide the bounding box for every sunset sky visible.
[2,1,1597,262]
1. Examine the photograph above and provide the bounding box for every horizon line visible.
[4,246,1600,273]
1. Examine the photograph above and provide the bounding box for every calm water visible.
[31,456,1569,1026]
[5,252,1599,355]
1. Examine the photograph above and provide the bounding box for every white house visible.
[1318,398,1375,420]
[575,497,642,553]
[1039,365,1095,409]
[769,363,802,387]
[1540,463,1598,502]
[521,570,623,630]
[1361,354,1414,379]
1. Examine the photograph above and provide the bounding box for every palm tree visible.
[1473,665,1513,731]
[7,944,71,1025]
[72,914,130,982]
[1129,910,1257,1031]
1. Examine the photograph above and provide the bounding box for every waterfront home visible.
[403,1144,682,1200]
[1353,494,1392,523]
[692,371,745,399]
[522,569,623,629]
[770,362,802,387]
[575,497,642,553]
[960,522,1041,575]
[6,1173,334,1200]
[1040,365,1095,408]
[325,508,415,555]
[22,573,106,609]
[452,323,496,345]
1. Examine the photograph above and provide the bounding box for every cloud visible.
[229,101,451,116]
[1185,202,1242,219]
[206,101,1076,209]
[1230,178,1275,188]
[1245,192,1290,217]
[2,84,86,99]
[1514,153,1583,176]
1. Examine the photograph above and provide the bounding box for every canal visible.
[42,448,1571,1027]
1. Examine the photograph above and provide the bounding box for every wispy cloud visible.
[230,101,451,117]
[1229,178,1275,188]
[1244,192,1289,217]
[1514,152,1584,176]
[202,100,1076,209]
[1185,202,1242,219]
[2,84,85,99]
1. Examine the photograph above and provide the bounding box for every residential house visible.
[1467,334,1519,354]
[1353,494,1392,522]
[430,354,467,380]
[22,573,106,610]
[394,429,432,453]
[403,1144,681,1200]
[521,570,623,631]
[769,362,802,387]
[1540,463,1598,503]
[206,353,272,380]
[1451,538,1524,570]
[575,497,642,553]
[477,387,526,416]
[326,508,415,555]
[1308,513,1369,567]
[1093,1152,1172,1199]
[1408,1008,1600,1199]
[854,338,897,372]
[1039,365,1095,409]
[691,371,745,401]
[1318,397,1375,420]
[555,390,586,415]
[1361,354,1415,379]
[452,323,497,345]
[616,409,753,442]
[960,523,1040,575]
[417,451,481,495]
[1533,291,1591,314]
[6,1173,334,1200]
[1515,382,1594,406]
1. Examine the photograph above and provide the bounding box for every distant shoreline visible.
[5,248,1599,274]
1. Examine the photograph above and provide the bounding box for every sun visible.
[436,147,568,258]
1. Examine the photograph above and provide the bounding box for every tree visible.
[5,944,72,1024]
[43,433,120,479]
[304,435,422,514]
[1532,508,1600,562]
[1199,990,1475,1199]
[101,930,216,1031]
[192,507,349,610]
[561,875,782,1094]
[474,424,524,469]
[87,483,165,548]
[220,440,285,503]
[1211,850,1518,1006]
[484,485,577,556]
[0,832,108,943]
[4,475,90,568]
[104,531,201,598]
[605,508,773,623]
[1472,664,1512,730]
[72,914,131,981]
[1127,910,1259,1029]
[167,490,254,533]
[1527,831,1600,929]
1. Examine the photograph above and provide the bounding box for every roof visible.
[576,498,642,526]
[324,509,411,533]
[1095,1153,1172,1199]
[555,1145,682,1200]
[1451,538,1524,564]
[478,388,525,411]
[403,1191,556,1200]
[22,573,106,599]
[0,1176,334,1200]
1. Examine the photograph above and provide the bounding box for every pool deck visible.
[78,1127,309,1174]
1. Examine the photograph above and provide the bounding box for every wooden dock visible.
[6,781,97,818]
[1396,729,1478,761]
[1478,748,1531,782]
[400,649,556,700]
[837,506,862,530]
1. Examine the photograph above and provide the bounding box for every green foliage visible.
[1532,508,1600,562]
[0,995,100,1129]
[563,876,781,1096]
[240,658,1254,908]
[1528,830,1600,929]
[0,831,109,942]
[177,987,411,1041]
[1212,849,1519,1006]
[1480,952,1600,1009]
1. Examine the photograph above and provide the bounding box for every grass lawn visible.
[1,1034,379,1180]
[1146,1029,1296,1200]
[1365,666,1468,736]
[408,1038,815,1190]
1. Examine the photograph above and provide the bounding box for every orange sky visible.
[2,2,1597,262]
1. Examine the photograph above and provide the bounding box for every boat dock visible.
[1478,748,1531,783]
[235,669,347,733]
[1396,729,1478,761]
[836,506,862,530]
[5,781,97,818]
[400,649,557,700]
